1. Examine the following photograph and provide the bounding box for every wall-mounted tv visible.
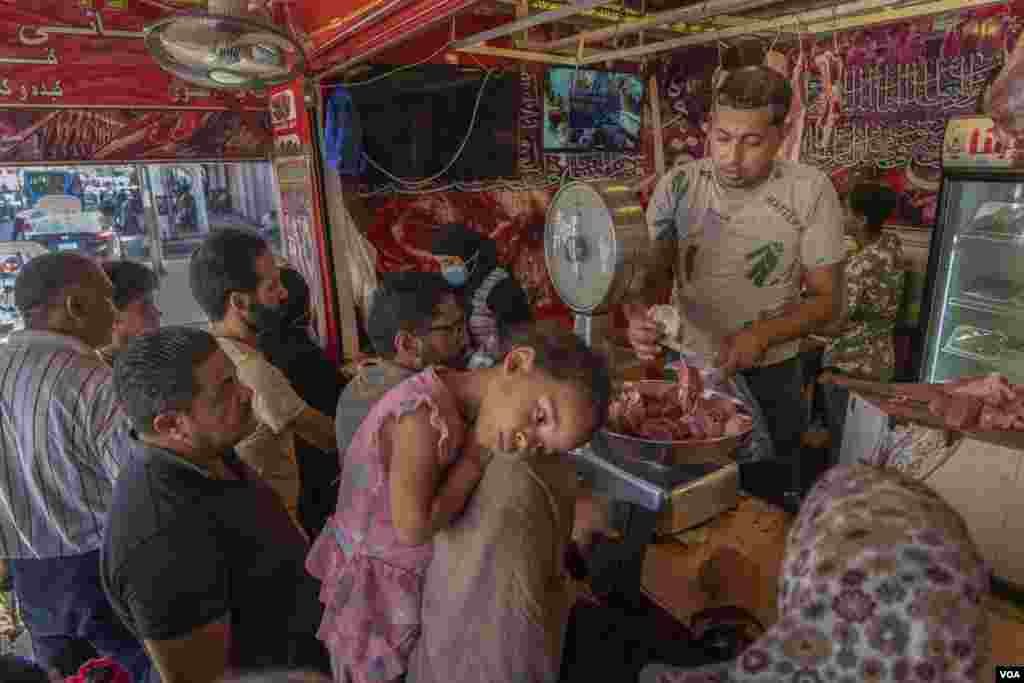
[543,67,645,153]
[347,65,518,187]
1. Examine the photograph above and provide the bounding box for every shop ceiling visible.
[446,0,1005,66]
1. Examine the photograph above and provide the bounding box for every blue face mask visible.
[440,250,479,289]
[442,266,467,287]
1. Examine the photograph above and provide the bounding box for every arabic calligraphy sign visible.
[804,51,1003,122]
[802,118,947,174]
[0,1,267,109]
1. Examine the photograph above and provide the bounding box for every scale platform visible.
[573,442,739,537]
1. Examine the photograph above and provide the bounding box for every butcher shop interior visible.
[3,0,1024,681]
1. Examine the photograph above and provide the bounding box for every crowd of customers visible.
[0,227,618,683]
[0,220,992,683]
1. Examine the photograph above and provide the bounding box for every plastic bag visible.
[323,169,379,319]
[675,353,775,463]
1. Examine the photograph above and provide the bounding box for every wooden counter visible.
[628,495,1024,664]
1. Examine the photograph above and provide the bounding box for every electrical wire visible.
[360,69,496,187]
[322,38,456,88]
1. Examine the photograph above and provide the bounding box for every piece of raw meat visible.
[946,373,1017,407]
[677,363,704,416]
[979,405,1015,431]
[813,49,844,148]
[889,382,949,405]
[638,417,688,442]
[985,30,1024,161]
[925,392,982,430]
[606,371,752,441]
[686,414,708,440]
[725,414,753,436]
[767,44,807,163]
[700,397,736,439]
[622,398,648,434]
[943,395,983,430]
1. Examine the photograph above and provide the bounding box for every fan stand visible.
[545,182,741,614]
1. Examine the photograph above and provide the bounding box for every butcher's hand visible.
[624,303,661,361]
[717,328,768,375]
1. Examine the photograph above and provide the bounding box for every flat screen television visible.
[347,65,518,187]
[543,67,645,153]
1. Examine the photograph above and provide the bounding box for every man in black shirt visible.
[101,327,329,683]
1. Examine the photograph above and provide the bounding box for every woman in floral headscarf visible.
[641,463,991,683]
[818,182,904,465]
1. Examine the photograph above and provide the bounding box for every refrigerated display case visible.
[920,117,1024,384]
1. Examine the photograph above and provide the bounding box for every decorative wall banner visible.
[0,1,267,109]
[657,5,1024,229]
[0,108,271,162]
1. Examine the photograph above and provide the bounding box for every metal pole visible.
[451,0,619,49]
[539,0,781,51]
[579,0,1000,65]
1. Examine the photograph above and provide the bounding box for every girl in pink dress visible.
[306,321,612,683]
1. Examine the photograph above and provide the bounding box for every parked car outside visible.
[12,207,49,240]
[0,240,48,336]
[18,211,123,260]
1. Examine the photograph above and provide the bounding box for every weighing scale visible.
[544,180,740,603]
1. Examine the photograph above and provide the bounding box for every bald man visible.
[0,253,151,682]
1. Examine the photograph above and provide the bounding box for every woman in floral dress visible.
[819,182,905,464]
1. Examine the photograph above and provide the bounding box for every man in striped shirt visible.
[0,252,150,681]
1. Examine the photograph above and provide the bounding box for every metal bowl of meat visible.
[601,378,753,470]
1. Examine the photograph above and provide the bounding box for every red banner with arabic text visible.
[0,0,266,110]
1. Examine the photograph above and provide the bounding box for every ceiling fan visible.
[145,0,305,90]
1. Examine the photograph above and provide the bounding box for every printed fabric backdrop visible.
[360,64,652,322]
[656,3,1024,228]
[0,109,271,162]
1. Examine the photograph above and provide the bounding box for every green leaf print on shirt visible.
[656,172,690,241]
[671,170,690,200]
[746,241,784,287]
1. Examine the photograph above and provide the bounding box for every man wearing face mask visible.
[430,223,531,369]
[259,267,347,540]
[190,229,337,534]
[335,272,467,456]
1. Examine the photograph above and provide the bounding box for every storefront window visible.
[0,161,279,335]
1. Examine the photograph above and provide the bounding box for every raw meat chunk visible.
[676,363,704,416]
[605,363,752,442]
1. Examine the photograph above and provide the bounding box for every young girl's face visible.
[476,348,597,455]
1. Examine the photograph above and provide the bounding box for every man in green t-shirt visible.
[625,65,846,500]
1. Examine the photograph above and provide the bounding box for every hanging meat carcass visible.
[984,26,1024,162]
[813,48,845,148]
[765,42,808,163]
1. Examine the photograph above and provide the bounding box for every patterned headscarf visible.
[642,464,990,682]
